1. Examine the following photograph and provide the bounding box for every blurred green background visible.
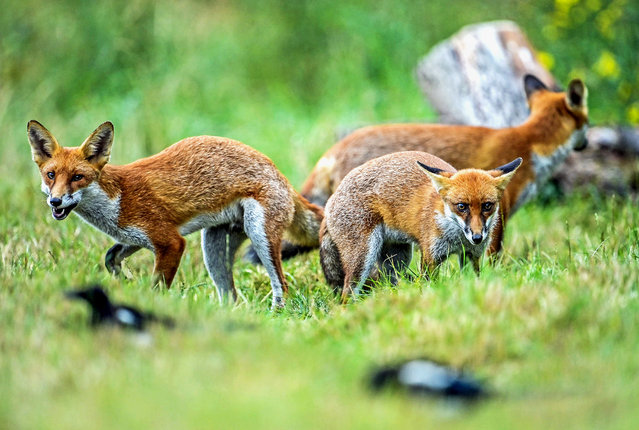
[2,1,639,429]
[1,0,637,185]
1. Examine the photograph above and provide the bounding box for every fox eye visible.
[482,202,494,212]
[71,174,84,182]
[47,171,55,180]
[456,203,468,212]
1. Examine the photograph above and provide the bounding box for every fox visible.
[319,151,522,302]
[276,74,587,260]
[27,120,323,307]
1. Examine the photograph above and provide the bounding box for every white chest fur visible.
[74,183,153,250]
[513,127,587,212]
[431,208,488,263]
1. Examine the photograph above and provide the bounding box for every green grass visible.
[2,1,639,429]
[2,190,638,429]
[0,192,639,428]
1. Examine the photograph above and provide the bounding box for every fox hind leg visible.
[319,223,345,294]
[242,199,288,308]
[380,243,413,285]
[243,240,315,264]
[201,224,247,304]
[341,226,383,302]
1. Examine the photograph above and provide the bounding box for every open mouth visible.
[51,203,77,220]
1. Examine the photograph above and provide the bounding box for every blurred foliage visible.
[0,0,637,182]
[536,0,639,125]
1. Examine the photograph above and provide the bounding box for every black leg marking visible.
[105,243,142,275]
[380,243,413,285]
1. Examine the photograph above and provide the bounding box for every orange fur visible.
[319,151,521,302]
[305,76,588,255]
[28,121,323,307]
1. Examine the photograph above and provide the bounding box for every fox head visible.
[524,74,589,151]
[27,120,114,220]
[418,158,522,246]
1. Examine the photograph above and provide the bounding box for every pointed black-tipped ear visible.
[490,158,523,192]
[416,161,444,175]
[524,74,548,99]
[27,120,61,165]
[80,122,114,169]
[566,79,587,108]
[493,157,523,175]
[417,161,454,192]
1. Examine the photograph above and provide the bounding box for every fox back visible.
[303,76,586,258]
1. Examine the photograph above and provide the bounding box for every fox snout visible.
[45,192,80,221]
[463,214,488,245]
[573,126,588,151]
[463,226,485,245]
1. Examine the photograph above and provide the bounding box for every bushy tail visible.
[319,221,344,292]
[299,157,333,208]
[284,193,324,247]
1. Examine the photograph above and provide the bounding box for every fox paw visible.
[271,296,285,311]
[105,243,124,275]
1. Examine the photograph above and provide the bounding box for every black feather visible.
[368,358,487,400]
[65,285,174,331]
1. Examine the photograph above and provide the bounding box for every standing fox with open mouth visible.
[27,121,323,307]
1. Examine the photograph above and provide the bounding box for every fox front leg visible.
[419,251,440,281]
[486,213,505,256]
[105,243,142,276]
[458,252,481,275]
[151,235,186,288]
[471,255,481,275]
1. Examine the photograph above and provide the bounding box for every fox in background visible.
[250,74,588,263]
[319,151,522,302]
[27,121,323,308]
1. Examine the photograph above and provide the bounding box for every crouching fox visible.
[319,151,521,302]
[27,120,323,307]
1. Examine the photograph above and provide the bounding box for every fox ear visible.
[523,74,548,99]
[566,79,587,109]
[490,157,522,191]
[27,120,60,166]
[417,161,454,192]
[80,122,114,169]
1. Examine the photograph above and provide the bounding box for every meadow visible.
[1,0,638,429]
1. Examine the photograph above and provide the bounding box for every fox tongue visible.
[52,206,68,220]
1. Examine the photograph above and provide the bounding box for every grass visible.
[1,0,639,429]
[2,191,638,429]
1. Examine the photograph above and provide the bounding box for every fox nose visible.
[472,234,483,244]
[50,197,62,207]
[574,136,588,151]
